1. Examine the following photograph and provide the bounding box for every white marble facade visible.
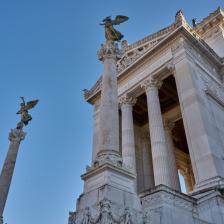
[70,8,224,224]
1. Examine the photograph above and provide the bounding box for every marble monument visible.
[69,8,224,224]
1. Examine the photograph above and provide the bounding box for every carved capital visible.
[98,41,122,61]
[8,128,26,143]
[119,95,137,107]
[141,77,163,91]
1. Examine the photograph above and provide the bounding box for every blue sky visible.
[0,1,223,224]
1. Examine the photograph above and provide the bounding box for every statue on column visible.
[16,97,39,127]
[0,97,38,224]
[100,15,129,42]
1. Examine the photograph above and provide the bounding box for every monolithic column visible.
[141,77,172,187]
[163,120,181,191]
[0,126,26,224]
[96,41,121,165]
[119,96,137,173]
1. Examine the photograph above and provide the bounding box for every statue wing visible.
[112,15,129,25]
[24,99,39,111]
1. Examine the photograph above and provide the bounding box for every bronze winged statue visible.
[100,15,129,42]
[16,97,38,126]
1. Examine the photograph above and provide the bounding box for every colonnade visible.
[119,77,181,191]
[92,71,193,192]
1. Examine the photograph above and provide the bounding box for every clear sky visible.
[0,1,223,223]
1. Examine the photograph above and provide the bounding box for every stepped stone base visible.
[69,183,224,224]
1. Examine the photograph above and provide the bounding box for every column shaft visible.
[164,120,181,191]
[120,96,136,173]
[0,127,25,221]
[98,47,119,152]
[142,78,172,187]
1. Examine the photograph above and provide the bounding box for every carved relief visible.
[69,198,144,224]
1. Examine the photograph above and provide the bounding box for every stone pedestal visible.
[0,126,26,223]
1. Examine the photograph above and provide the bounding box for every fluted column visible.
[163,120,181,191]
[141,77,172,187]
[119,96,136,173]
[0,126,26,223]
[96,41,122,166]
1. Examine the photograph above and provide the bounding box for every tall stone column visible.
[0,126,26,224]
[141,77,172,187]
[163,120,181,191]
[119,95,137,173]
[96,41,122,165]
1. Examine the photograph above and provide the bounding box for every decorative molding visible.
[94,150,123,168]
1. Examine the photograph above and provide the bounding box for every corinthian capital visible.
[97,41,122,61]
[141,77,163,91]
[9,128,26,143]
[119,95,137,106]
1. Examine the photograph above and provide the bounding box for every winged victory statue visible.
[16,97,39,127]
[100,15,129,42]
